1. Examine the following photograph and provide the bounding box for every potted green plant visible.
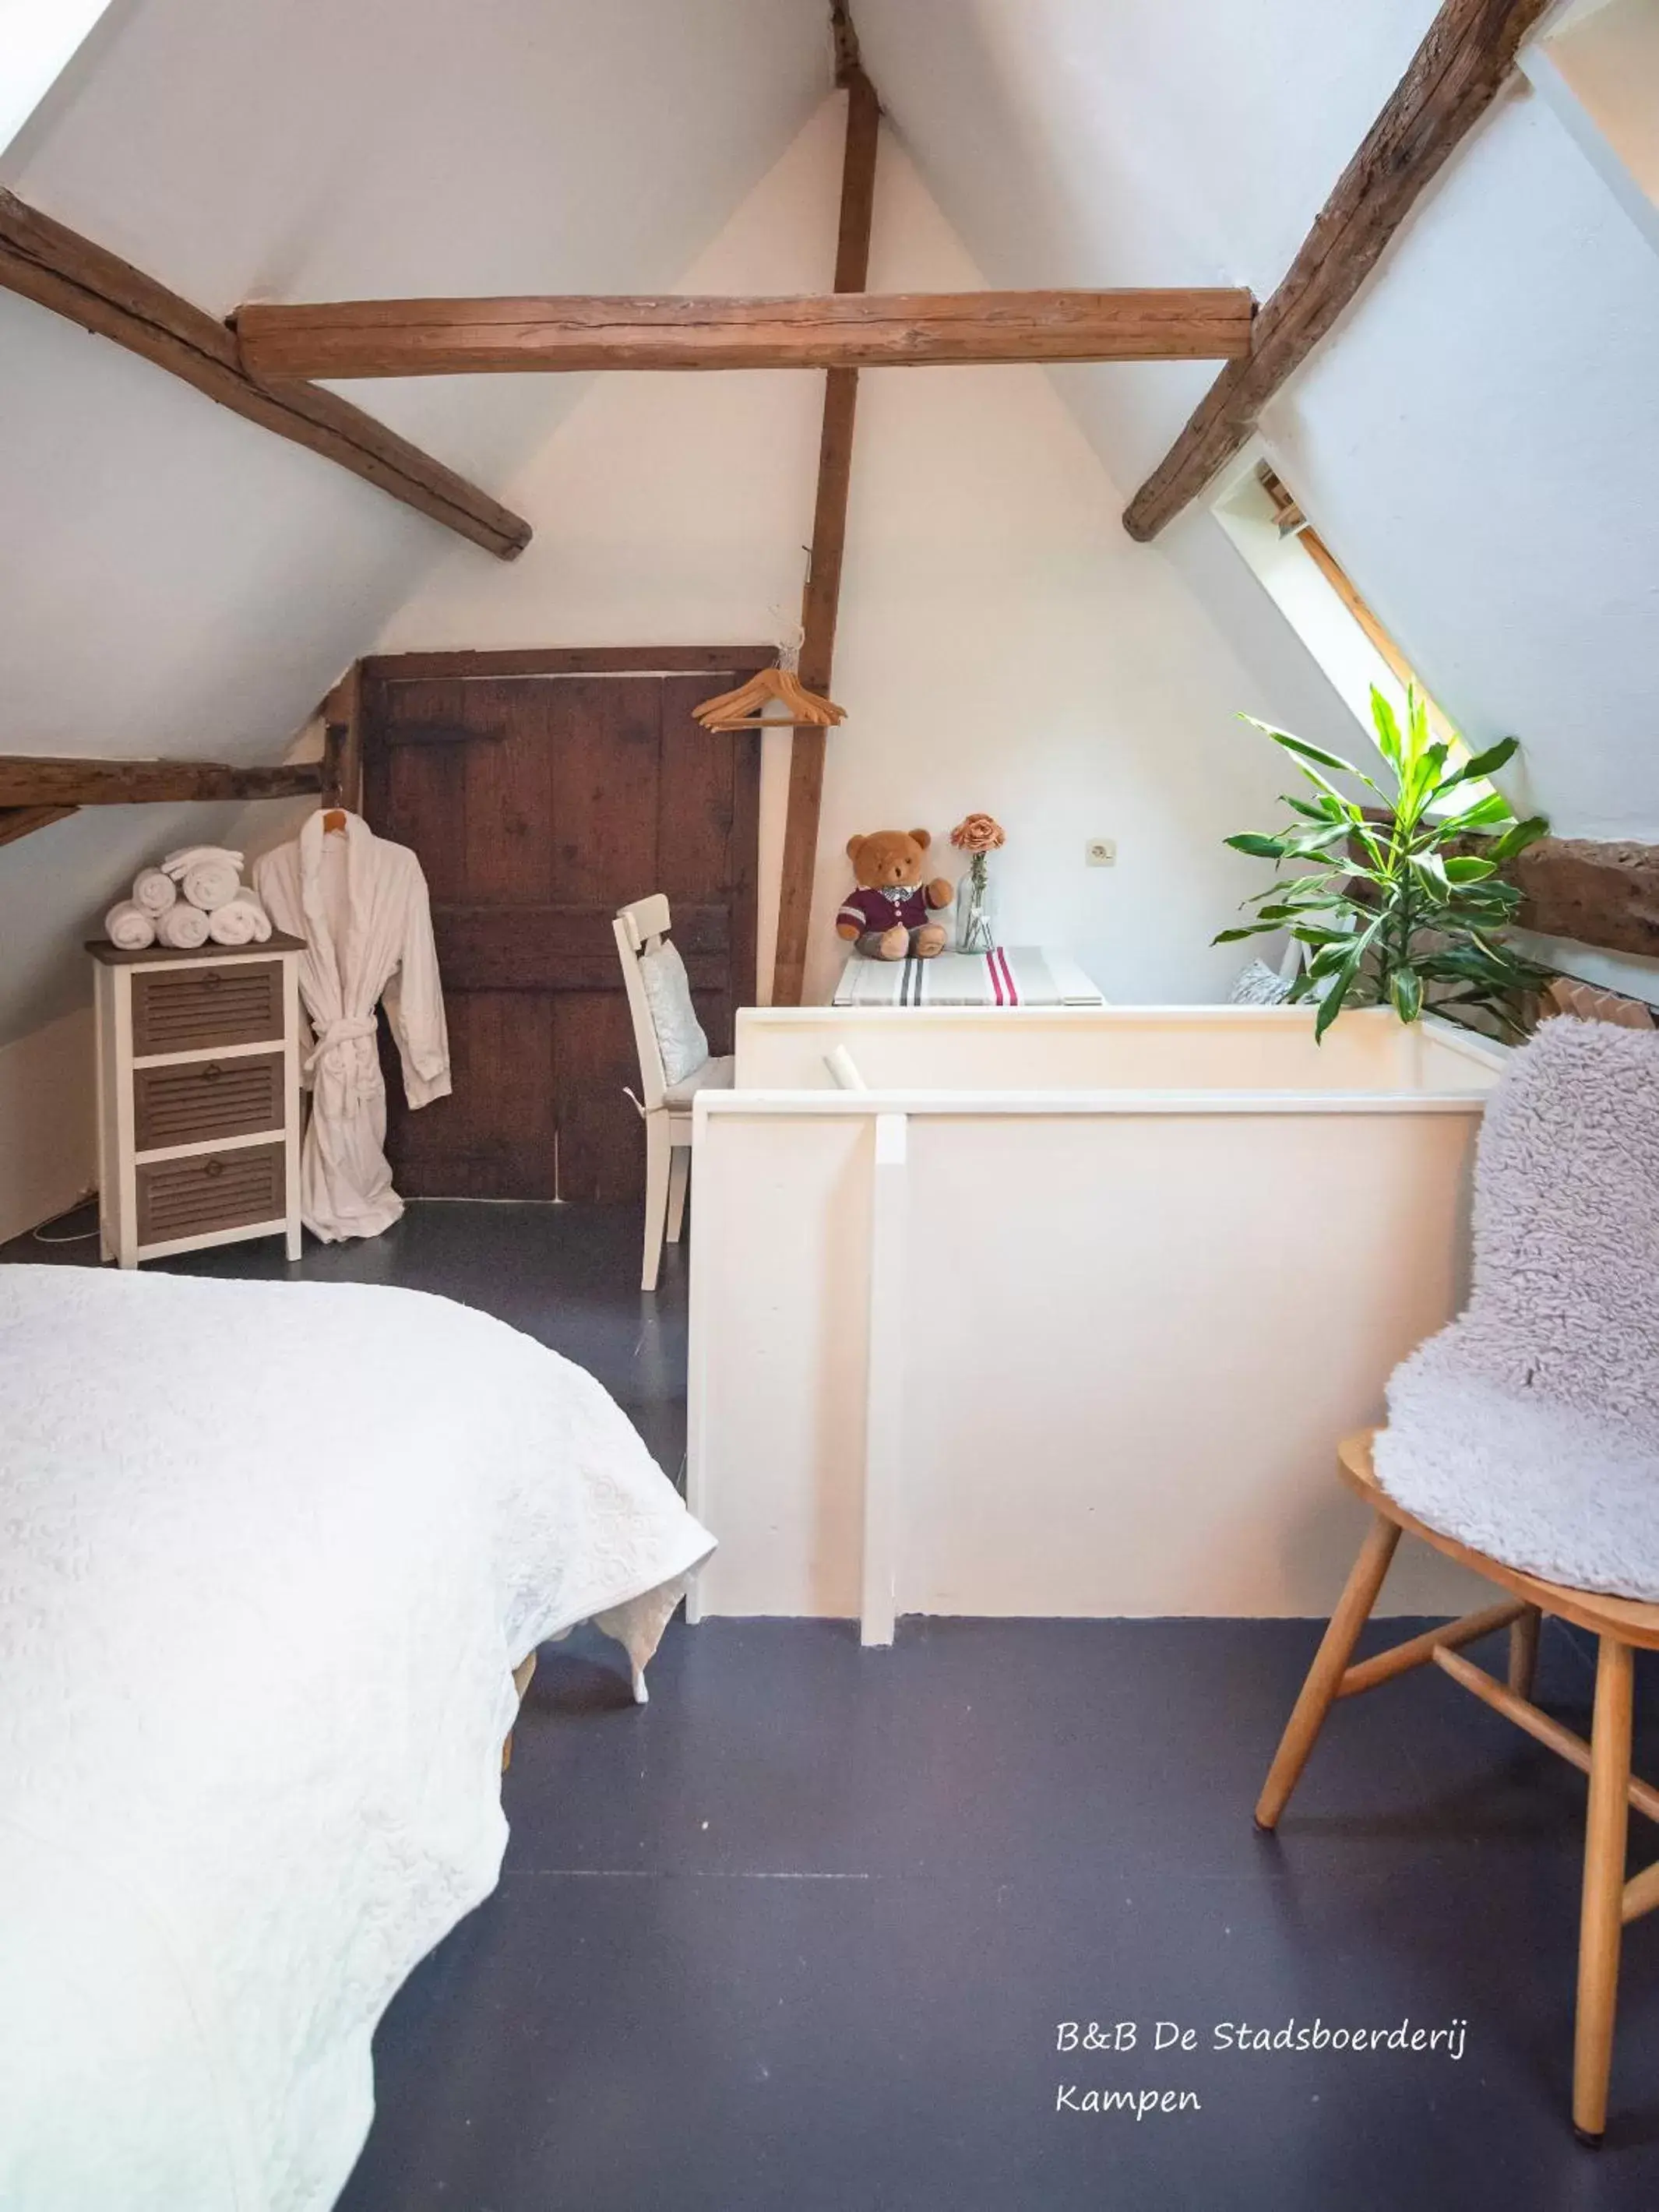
[1217,685,1548,1040]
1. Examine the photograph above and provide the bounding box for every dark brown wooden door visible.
[361,648,764,1203]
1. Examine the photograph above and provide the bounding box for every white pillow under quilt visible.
[639,939,710,1085]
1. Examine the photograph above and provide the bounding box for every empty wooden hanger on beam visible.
[692,667,846,733]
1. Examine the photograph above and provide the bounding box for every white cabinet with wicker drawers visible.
[88,932,307,1269]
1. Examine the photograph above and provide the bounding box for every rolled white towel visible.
[161,846,245,912]
[104,900,156,950]
[155,902,210,950]
[161,844,245,876]
[206,892,272,946]
[130,866,177,917]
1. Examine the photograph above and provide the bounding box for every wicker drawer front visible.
[136,1143,287,1245]
[132,961,283,1055]
[133,1053,284,1153]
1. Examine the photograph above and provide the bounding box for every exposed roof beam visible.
[232,289,1256,380]
[0,804,79,849]
[0,757,324,807]
[0,189,530,560]
[1513,838,1659,963]
[1122,0,1554,541]
[772,68,881,1009]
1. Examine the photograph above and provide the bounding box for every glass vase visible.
[956,853,996,955]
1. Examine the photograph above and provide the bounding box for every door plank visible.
[364,656,758,1203]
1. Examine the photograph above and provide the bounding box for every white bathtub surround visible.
[689,1006,1505,1633]
[1377,1019,1659,1599]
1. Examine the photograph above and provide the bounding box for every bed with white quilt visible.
[0,1266,713,2212]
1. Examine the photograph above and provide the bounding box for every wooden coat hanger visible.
[693,667,846,733]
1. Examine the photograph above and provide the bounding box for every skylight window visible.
[1523,0,1659,262]
[1213,453,1492,812]
[0,0,115,154]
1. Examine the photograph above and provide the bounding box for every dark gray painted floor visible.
[10,1203,1659,2207]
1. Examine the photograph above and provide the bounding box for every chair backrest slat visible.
[615,894,673,1113]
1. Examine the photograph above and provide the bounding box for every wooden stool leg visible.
[1573,1634,1633,2145]
[1255,1513,1401,1832]
[1509,1604,1542,1699]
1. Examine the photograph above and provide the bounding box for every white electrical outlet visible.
[1086,837,1117,867]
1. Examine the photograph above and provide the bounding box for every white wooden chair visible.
[614,894,734,1291]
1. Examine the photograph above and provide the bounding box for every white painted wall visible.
[382,97,1296,1007]
[689,1013,1502,1622]
[854,0,1659,841]
[0,1008,97,1245]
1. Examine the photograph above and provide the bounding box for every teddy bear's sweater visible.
[837,885,932,935]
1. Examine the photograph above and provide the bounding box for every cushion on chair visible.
[638,940,710,1085]
[1228,957,1292,1006]
[663,1055,734,1108]
[1375,1019,1659,1598]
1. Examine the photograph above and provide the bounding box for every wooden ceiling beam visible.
[0,804,79,850]
[1512,838,1659,963]
[771,67,882,1009]
[232,287,1255,381]
[0,189,530,560]
[1122,0,1554,541]
[0,757,324,808]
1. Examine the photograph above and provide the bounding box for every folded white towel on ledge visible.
[206,893,272,946]
[155,902,211,950]
[161,846,245,912]
[104,901,156,950]
[130,868,177,917]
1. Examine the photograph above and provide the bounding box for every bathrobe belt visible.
[305,1016,381,1115]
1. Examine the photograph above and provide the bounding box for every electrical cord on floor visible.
[31,1203,101,1245]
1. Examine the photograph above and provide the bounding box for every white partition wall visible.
[734,1003,1495,1095]
[689,1012,1505,1634]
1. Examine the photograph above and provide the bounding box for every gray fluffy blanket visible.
[1375,1018,1659,1599]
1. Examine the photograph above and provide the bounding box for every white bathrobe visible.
[253,814,451,1242]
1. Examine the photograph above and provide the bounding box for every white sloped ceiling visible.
[0,0,827,1039]
[854,0,1659,842]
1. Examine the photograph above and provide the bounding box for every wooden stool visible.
[1258,1431,1659,2145]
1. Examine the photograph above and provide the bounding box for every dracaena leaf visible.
[1241,717,1374,787]
[1370,690,1404,770]
[1435,791,1513,833]
[1485,815,1549,862]
[1390,968,1423,1023]
[1437,735,1518,792]
[1225,833,1287,859]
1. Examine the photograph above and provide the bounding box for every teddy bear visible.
[835,829,954,960]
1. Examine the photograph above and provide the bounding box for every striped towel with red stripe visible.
[833,947,1101,1008]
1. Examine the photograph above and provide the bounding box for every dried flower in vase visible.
[949,814,1005,953]
[950,813,1006,856]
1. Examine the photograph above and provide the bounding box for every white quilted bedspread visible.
[0,1266,713,2212]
